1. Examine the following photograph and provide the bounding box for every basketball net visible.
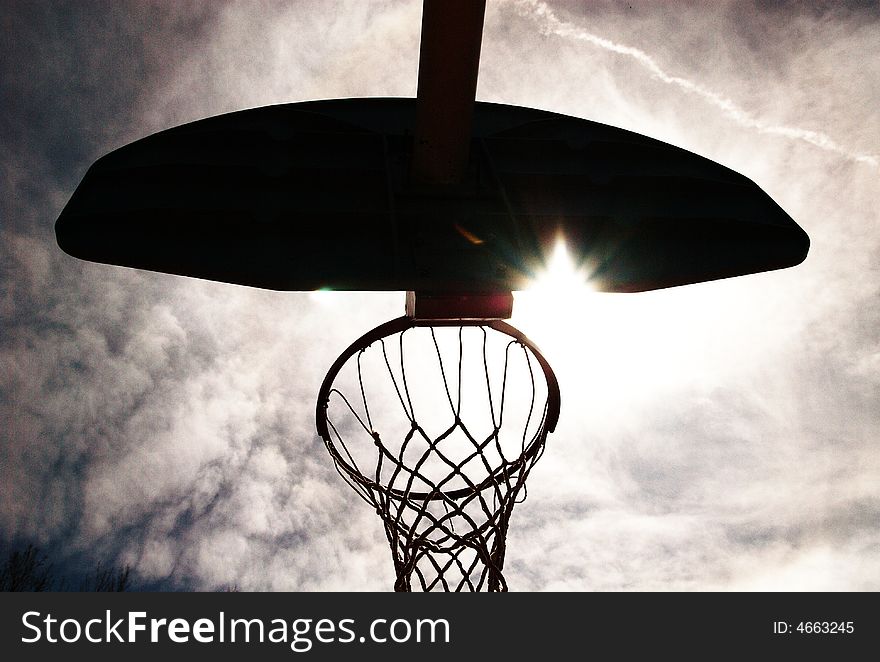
[316,315,559,591]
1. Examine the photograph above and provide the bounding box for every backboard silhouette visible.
[56,98,808,294]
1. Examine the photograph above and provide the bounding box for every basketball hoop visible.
[316,313,560,591]
[54,0,810,592]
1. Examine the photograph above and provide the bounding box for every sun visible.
[513,238,595,331]
[526,238,594,298]
[511,236,766,412]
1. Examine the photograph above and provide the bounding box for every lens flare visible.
[522,238,594,302]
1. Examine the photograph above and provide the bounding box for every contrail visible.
[513,0,879,170]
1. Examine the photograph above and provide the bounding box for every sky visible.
[1,0,878,591]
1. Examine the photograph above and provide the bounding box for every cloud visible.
[1,0,878,591]
[512,0,879,168]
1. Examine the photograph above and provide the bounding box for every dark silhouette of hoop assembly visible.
[54,1,809,590]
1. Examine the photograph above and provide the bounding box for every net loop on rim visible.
[316,316,559,591]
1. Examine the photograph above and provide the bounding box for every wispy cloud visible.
[514,0,879,170]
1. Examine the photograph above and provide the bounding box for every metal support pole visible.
[411,0,487,186]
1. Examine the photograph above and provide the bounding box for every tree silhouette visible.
[1,543,132,591]
[81,561,132,591]
[0,544,53,591]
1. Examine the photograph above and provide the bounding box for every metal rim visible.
[315,316,561,501]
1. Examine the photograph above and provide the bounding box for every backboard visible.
[55,97,809,294]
